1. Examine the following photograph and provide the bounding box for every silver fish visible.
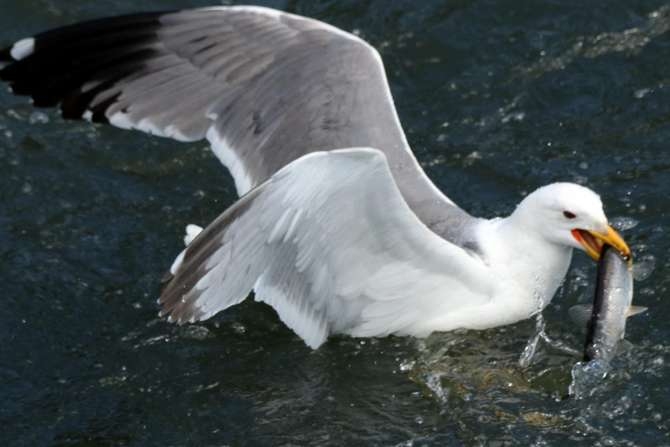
[569,245,646,363]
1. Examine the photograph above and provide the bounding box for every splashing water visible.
[2,1,669,445]
[519,314,546,368]
[569,360,610,399]
[519,314,581,369]
[633,254,656,282]
[610,216,639,232]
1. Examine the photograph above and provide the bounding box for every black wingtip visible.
[0,45,12,62]
[0,10,174,122]
[0,44,15,79]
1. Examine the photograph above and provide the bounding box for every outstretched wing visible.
[0,6,475,238]
[160,148,493,348]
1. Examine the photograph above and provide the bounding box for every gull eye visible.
[563,211,577,219]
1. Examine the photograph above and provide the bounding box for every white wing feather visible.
[160,148,493,348]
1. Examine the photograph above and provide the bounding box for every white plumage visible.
[0,5,630,349]
[160,149,618,349]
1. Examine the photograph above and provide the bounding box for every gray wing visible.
[161,148,493,348]
[0,6,476,241]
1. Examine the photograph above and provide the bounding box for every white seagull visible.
[0,6,631,348]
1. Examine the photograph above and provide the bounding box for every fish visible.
[568,244,646,363]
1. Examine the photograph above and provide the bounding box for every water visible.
[1,0,669,445]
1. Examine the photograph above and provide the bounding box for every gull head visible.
[512,182,631,261]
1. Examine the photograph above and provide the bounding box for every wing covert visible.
[160,148,493,348]
[0,6,476,239]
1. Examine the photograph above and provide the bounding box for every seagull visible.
[0,6,631,348]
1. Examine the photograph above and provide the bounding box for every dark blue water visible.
[1,1,669,445]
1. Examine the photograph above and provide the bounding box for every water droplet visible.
[399,360,415,372]
[231,322,246,334]
[501,111,526,123]
[180,325,212,341]
[634,88,652,99]
[633,255,655,281]
[611,216,639,231]
[28,111,49,124]
[600,435,617,446]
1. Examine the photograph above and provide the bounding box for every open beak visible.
[571,226,631,262]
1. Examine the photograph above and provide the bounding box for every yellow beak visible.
[571,226,631,262]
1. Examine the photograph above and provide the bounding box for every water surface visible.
[1,1,669,445]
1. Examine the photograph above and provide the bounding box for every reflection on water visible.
[519,5,670,79]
